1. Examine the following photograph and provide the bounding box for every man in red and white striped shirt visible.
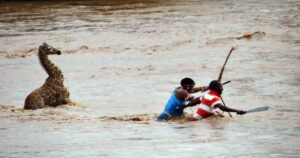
[188,80,246,121]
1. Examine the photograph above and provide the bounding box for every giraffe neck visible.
[38,50,64,82]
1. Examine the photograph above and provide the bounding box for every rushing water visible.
[0,0,300,157]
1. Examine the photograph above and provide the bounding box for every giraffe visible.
[24,43,71,110]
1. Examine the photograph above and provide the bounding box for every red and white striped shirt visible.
[193,90,223,119]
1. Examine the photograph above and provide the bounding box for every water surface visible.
[0,0,300,157]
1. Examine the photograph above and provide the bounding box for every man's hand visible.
[186,97,200,107]
[237,110,247,115]
[186,95,195,101]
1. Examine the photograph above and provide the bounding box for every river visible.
[0,0,299,157]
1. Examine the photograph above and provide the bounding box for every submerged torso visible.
[164,91,187,116]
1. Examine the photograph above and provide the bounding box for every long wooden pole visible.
[218,46,236,117]
[218,47,236,82]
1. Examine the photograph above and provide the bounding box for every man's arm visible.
[186,97,201,107]
[175,89,200,107]
[215,104,246,115]
[190,86,206,93]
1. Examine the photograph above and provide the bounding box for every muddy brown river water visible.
[0,0,300,157]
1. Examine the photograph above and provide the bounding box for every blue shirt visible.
[164,91,187,116]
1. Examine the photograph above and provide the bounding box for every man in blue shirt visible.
[157,78,206,121]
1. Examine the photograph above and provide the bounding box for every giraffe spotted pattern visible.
[24,43,70,110]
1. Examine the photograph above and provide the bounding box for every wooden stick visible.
[218,47,236,82]
[218,47,236,117]
[222,80,231,85]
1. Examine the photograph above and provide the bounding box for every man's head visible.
[208,80,223,95]
[180,77,195,93]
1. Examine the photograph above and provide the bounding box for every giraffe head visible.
[39,43,61,55]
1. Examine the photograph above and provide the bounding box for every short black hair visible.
[180,78,195,86]
[208,80,223,92]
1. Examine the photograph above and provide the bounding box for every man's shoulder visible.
[202,91,221,101]
[175,88,189,100]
